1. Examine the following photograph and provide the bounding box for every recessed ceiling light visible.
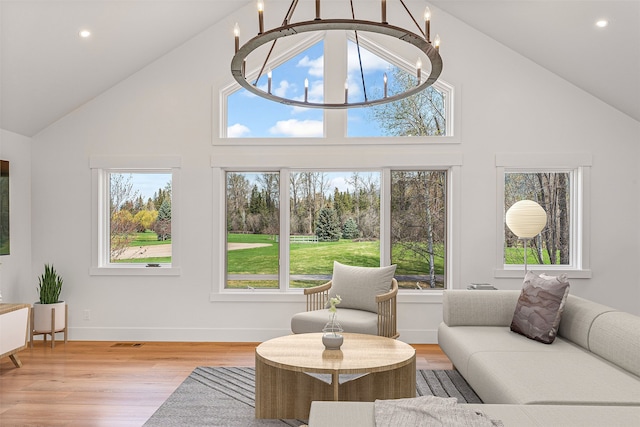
[595,20,608,28]
[79,29,91,38]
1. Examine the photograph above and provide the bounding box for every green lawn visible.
[226,233,444,275]
[130,231,171,246]
[505,247,561,265]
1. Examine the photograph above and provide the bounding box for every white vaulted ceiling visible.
[1,0,639,137]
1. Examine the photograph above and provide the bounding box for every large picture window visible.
[391,171,447,289]
[226,172,280,289]
[224,168,447,290]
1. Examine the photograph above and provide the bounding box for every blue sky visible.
[227,40,399,138]
[128,173,171,201]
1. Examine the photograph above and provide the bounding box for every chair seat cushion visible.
[291,308,378,335]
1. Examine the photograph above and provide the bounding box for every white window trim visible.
[216,30,458,145]
[494,152,592,279]
[89,156,182,276]
[210,149,462,302]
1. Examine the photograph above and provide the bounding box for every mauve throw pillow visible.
[329,261,396,313]
[510,271,570,344]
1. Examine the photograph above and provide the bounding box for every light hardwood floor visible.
[0,340,452,426]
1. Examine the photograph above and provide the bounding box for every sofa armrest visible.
[443,290,520,326]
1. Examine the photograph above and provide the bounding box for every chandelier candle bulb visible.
[233,23,240,53]
[257,0,264,34]
[230,0,443,109]
[267,69,272,94]
[382,0,387,24]
[424,7,431,42]
[304,78,309,102]
[344,79,348,103]
[434,34,441,52]
[383,73,388,98]
[416,58,422,84]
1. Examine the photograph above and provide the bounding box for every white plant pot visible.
[33,301,66,333]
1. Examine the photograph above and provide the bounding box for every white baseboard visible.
[68,327,439,344]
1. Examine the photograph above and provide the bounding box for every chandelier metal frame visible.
[230,0,443,109]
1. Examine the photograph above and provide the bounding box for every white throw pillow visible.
[328,261,397,313]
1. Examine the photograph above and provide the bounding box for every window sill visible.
[89,266,181,276]
[209,289,445,303]
[493,268,592,279]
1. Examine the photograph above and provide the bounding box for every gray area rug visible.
[143,367,481,426]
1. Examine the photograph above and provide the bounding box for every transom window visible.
[222,33,452,139]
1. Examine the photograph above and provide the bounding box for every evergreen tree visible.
[342,217,359,239]
[315,207,341,242]
[153,198,172,240]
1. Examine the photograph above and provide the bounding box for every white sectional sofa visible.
[307,290,640,426]
[438,290,640,406]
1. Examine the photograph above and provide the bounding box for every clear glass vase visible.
[322,312,344,350]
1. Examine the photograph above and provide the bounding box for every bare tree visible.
[369,67,446,137]
[109,173,140,260]
[226,173,250,232]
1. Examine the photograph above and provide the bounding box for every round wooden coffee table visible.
[255,332,416,419]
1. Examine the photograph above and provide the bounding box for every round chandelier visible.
[230,0,443,109]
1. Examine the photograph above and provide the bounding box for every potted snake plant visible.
[32,264,67,344]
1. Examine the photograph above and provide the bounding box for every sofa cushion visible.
[308,402,640,427]
[589,311,640,377]
[510,271,570,344]
[466,351,640,405]
[437,324,582,378]
[291,308,378,335]
[558,294,616,350]
[328,262,396,313]
[443,290,520,327]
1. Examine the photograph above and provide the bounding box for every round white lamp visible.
[505,200,547,272]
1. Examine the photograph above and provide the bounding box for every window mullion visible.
[380,168,391,266]
[280,169,291,291]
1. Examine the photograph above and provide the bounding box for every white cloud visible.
[328,176,349,192]
[274,80,290,98]
[297,54,324,77]
[256,78,291,98]
[308,80,323,101]
[227,123,251,138]
[268,119,323,137]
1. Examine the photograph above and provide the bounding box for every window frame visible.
[211,150,462,301]
[494,152,592,278]
[90,156,181,276]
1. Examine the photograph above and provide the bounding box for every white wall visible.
[28,2,640,343]
[0,129,32,304]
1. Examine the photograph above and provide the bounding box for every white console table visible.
[0,303,31,367]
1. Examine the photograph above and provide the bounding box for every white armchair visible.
[291,262,399,339]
